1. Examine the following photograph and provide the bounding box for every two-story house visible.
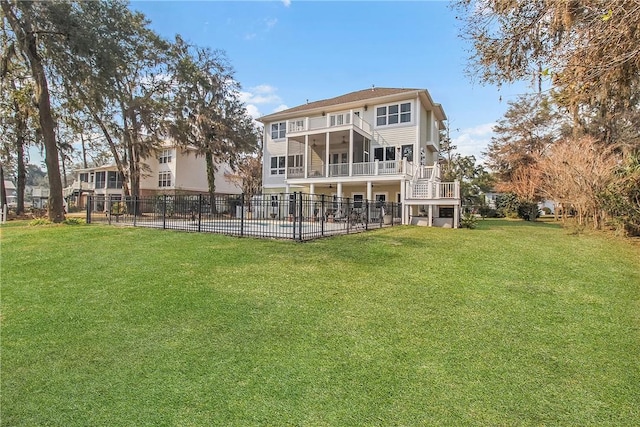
[66,143,241,211]
[257,87,461,227]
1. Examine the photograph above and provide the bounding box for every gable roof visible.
[258,87,446,122]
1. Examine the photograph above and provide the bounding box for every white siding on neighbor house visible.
[211,164,242,194]
[139,162,158,190]
[140,153,175,191]
[174,151,207,192]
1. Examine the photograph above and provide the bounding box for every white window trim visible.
[158,171,172,187]
[159,149,172,164]
[271,122,286,141]
[270,155,286,175]
[375,101,413,128]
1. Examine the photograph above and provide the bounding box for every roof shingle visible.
[258,87,423,121]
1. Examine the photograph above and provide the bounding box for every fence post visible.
[163,194,167,229]
[107,196,112,225]
[298,192,304,241]
[321,194,325,237]
[346,197,351,234]
[365,199,369,230]
[86,196,91,224]
[133,196,137,227]
[198,194,202,233]
[240,193,245,237]
[291,192,296,240]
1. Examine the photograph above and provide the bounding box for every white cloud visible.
[273,104,289,113]
[451,122,496,163]
[239,85,283,105]
[244,33,257,41]
[265,18,278,29]
[282,0,291,7]
[245,104,262,119]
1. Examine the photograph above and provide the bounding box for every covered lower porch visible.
[266,179,461,228]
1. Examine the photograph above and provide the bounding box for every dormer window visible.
[376,102,412,127]
[271,122,286,140]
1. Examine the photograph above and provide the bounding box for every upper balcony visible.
[286,111,372,138]
[285,161,441,183]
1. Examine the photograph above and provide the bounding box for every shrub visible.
[518,202,540,221]
[479,206,499,218]
[460,211,478,229]
[29,218,52,226]
[63,218,85,225]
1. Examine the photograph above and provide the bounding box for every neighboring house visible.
[30,187,50,209]
[257,87,461,227]
[482,190,502,209]
[65,143,241,211]
[2,180,17,206]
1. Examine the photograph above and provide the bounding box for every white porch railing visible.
[352,162,376,176]
[328,163,349,177]
[288,160,412,180]
[287,112,373,135]
[379,160,403,175]
[415,166,436,180]
[288,166,304,178]
[410,181,460,199]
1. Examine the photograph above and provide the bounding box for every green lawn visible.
[1,220,639,426]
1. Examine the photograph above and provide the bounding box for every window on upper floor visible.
[158,171,172,187]
[95,172,106,189]
[288,120,305,133]
[270,156,286,175]
[271,122,286,140]
[288,154,303,168]
[159,149,172,164]
[329,112,351,127]
[376,102,412,127]
[107,171,124,189]
[80,173,88,182]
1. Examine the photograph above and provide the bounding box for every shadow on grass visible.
[473,218,563,230]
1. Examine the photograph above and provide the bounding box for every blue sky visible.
[128,0,534,162]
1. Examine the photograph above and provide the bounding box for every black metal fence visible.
[86,193,401,241]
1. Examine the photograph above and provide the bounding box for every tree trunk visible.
[205,152,217,212]
[2,1,64,222]
[11,80,27,215]
[75,87,131,196]
[80,132,88,168]
[16,128,26,215]
[0,164,6,207]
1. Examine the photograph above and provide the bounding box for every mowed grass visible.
[1,220,639,426]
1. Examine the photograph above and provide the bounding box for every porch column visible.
[325,132,330,177]
[284,137,289,179]
[454,204,460,228]
[428,205,433,227]
[400,179,407,224]
[285,184,291,194]
[337,182,343,198]
[366,181,372,201]
[348,129,354,177]
[309,184,315,196]
[304,135,309,179]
